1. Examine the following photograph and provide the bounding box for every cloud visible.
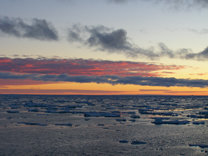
[1,16,207,60]
[68,24,208,60]
[68,25,133,53]
[0,17,58,40]
[69,23,206,61]
[188,28,208,34]
[68,24,157,58]
[108,0,208,9]
[164,90,208,94]
[189,73,208,76]
[140,89,171,92]
[108,0,132,3]
[0,89,126,95]
[110,76,208,87]
[1,72,208,88]
[140,89,208,94]
[156,43,208,61]
[155,0,208,9]
[0,79,53,86]
[183,47,208,60]
[0,57,183,77]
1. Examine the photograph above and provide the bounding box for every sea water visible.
[0,95,208,155]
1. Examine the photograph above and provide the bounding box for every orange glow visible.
[1,81,208,95]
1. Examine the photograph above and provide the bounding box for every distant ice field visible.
[0,95,208,155]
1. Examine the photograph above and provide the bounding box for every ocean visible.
[0,95,208,155]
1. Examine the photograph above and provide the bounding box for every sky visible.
[0,0,208,95]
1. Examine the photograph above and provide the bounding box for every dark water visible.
[0,95,208,155]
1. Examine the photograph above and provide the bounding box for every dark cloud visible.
[0,72,33,80]
[183,47,208,60]
[157,44,208,61]
[1,72,208,88]
[68,25,134,55]
[68,24,208,60]
[0,16,207,61]
[111,76,208,88]
[87,29,129,51]
[68,24,158,58]
[0,17,58,40]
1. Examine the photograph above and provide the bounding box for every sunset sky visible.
[0,0,208,95]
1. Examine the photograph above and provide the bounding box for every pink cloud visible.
[0,79,54,86]
[0,57,184,77]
